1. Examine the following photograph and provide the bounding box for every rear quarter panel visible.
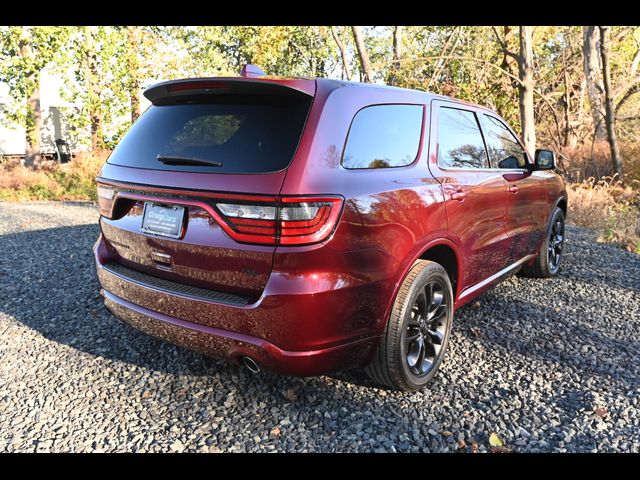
[279,84,449,338]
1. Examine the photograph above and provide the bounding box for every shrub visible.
[559,140,640,184]
[0,151,109,202]
[567,176,640,253]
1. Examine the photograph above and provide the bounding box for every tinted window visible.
[482,115,528,168]
[437,107,489,169]
[107,95,312,174]
[342,105,423,169]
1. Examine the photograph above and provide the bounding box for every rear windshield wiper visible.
[157,154,223,167]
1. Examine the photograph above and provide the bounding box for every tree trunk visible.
[583,26,607,140]
[393,26,404,74]
[518,26,536,159]
[330,26,352,81]
[500,26,516,74]
[562,51,577,148]
[24,80,42,168]
[19,26,42,168]
[599,26,624,179]
[351,26,374,83]
[127,26,142,124]
[84,26,104,150]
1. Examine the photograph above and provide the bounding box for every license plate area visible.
[140,202,186,239]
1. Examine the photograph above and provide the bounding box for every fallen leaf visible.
[208,445,223,453]
[594,407,608,418]
[441,431,453,437]
[472,301,481,309]
[470,327,481,337]
[282,389,298,402]
[554,306,562,313]
[141,391,151,399]
[489,432,503,447]
[457,439,466,449]
[462,411,471,417]
[269,427,281,439]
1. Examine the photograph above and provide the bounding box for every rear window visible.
[107,94,312,174]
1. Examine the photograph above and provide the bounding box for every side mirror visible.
[498,156,520,169]
[534,149,555,170]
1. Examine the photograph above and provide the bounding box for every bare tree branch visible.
[615,78,640,113]
[427,27,463,90]
[630,47,640,76]
[330,26,352,81]
[351,26,373,83]
[491,26,521,62]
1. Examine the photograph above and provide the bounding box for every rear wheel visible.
[365,260,454,391]
[520,207,565,278]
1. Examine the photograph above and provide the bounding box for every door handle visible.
[451,191,469,201]
[508,185,519,194]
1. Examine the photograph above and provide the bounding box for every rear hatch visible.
[97,78,316,299]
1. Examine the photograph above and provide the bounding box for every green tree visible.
[0,26,70,167]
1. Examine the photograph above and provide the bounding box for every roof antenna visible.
[240,64,266,78]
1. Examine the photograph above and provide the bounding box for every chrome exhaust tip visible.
[240,356,261,374]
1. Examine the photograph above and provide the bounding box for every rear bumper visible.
[94,235,383,376]
[101,290,376,376]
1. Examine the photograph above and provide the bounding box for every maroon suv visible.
[94,68,566,391]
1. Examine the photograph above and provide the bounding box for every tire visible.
[520,207,565,278]
[365,260,454,391]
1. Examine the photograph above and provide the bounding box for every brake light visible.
[97,185,115,217]
[167,82,227,92]
[215,196,343,246]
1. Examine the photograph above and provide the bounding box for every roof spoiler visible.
[144,77,315,106]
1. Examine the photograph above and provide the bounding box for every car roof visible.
[308,77,491,112]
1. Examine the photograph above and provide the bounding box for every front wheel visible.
[365,260,454,391]
[520,206,566,278]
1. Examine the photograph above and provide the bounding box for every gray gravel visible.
[1,201,639,453]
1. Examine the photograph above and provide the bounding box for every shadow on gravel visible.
[0,224,220,376]
[0,225,385,389]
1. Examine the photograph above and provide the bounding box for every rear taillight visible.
[215,196,343,246]
[97,185,115,217]
[95,181,343,246]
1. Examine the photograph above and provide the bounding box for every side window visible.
[437,107,489,169]
[482,115,528,168]
[342,104,423,169]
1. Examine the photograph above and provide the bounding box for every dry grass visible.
[559,141,640,184]
[0,150,108,202]
[567,176,640,254]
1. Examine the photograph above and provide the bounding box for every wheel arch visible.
[555,196,568,218]
[380,238,462,337]
[417,242,461,300]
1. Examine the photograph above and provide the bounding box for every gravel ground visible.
[0,201,638,453]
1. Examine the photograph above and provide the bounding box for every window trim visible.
[340,103,426,171]
[434,106,491,171]
[479,113,531,170]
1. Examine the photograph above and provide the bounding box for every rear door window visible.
[107,95,312,174]
[437,107,489,169]
[342,104,423,169]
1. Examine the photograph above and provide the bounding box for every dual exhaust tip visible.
[239,356,261,374]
